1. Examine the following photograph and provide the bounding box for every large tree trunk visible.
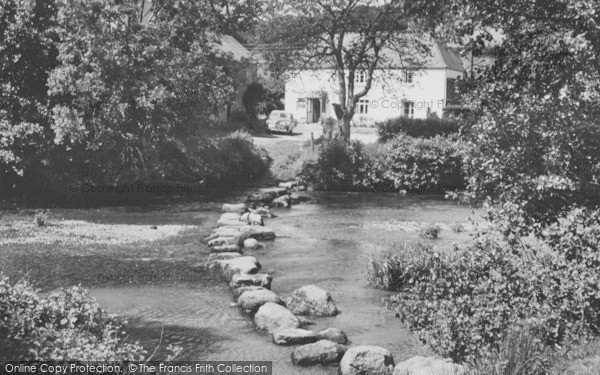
[339,113,352,140]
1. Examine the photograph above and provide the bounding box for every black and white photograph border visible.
[1,0,599,374]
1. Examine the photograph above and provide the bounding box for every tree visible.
[439,0,600,229]
[48,0,236,185]
[255,0,430,140]
[0,0,57,179]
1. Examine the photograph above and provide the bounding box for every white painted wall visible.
[285,68,464,123]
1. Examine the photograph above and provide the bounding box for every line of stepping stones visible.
[201,181,466,375]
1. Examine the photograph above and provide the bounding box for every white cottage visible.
[284,39,466,124]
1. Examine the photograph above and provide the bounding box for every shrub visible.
[300,138,373,191]
[391,209,600,363]
[34,210,49,227]
[377,117,460,142]
[0,275,145,360]
[451,221,464,233]
[382,136,467,193]
[419,224,441,239]
[366,243,437,291]
[465,325,550,375]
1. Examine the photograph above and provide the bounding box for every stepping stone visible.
[291,340,347,366]
[243,238,260,249]
[217,256,260,280]
[208,236,239,247]
[284,285,338,316]
[272,328,318,346]
[220,212,242,221]
[393,356,465,375]
[254,302,300,333]
[240,212,263,225]
[232,285,266,299]
[208,252,241,262]
[279,181,298,189]
[316,328,347,344]
[240,226,276,241]
[217,218,248,227]
[339,346,394,375]
[272,195,291,208]
[230,273,272,289]
[238,289,281,314]
[211,244,242,253]
[247,193,275,205]
[221,203,246,213]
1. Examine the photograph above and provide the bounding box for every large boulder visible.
[339,346,395,375]
[291,340,347,366]
[208,252,242,262]
[232,285,266,299]
[316,328,347,344]
[284,285,338,316]
[240,226,276,241]
[393,356,465,375]
[217,256,260,280]
[211,244,242,253]
[230,273,272,289]
[237,289,281,314]
[222,203,246,213]
[254,302,301,333]
[272,328,318,346]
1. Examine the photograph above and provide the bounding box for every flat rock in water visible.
[218,256,260,280]
[316,328,348,344]
[220,212,242,221]
[230,273,272,289]
[238,289,281,314]
[240,226,276,241]
[254,302,300,333]
[243,238,260,249]
[279,181,298,189]
[393,356,465,375]
[211,244,242,253]
[232,285,266,299]
[285,285,338,316]
[272,328,317,346]
[247,193,275,205]
[291,340,347,366]
[217,218,248,227]
[208,252,242,262]
[221,203,246,213]
[339,346,395,375]
[208,236,240,247]
[272,195,291,208]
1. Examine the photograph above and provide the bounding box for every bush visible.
[300,138,373,191]
[367,243,437,291]
[382,136,467,193]
[0,275,146,360]
[419,224,441,239]
[377,117,460,142]
[390,208,600,363]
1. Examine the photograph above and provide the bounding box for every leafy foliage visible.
[0,275,145,360]
[387,208,600,363]
[381,136,467,193]
[300,138,373,191]
[441,0,600,227]
[367,243,436,291]
[377,117,460,141]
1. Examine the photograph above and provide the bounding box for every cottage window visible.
[403,101,414,118]
[403,70,414,83]
[357,99,369,114]
[355,70,366,83]
[297,98,306,109]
